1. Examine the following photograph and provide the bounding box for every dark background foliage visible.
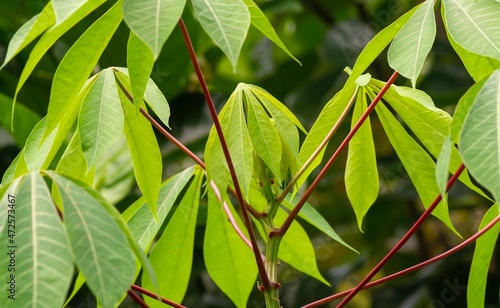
[0,0,497,307]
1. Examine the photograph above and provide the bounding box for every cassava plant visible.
[0,0,499,307]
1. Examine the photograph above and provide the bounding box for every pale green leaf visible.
[51,173,136,308]
[282,194,357,253]
[274,209,330,285]
[1,151,28,185]
[56,131,95,186]
[123,0,186,59]
[46,1,123,136]
[143,169,203,305]
[120,88,162,217]
[435,136,453,210]
[14,0,106,105]
[241,0,300,64]
[127,32,154,112]
[78,68,124,172]
[0,93,41,147]
[460,70,500,202]
[467,204,500,308]
[24,117,58,172]
[124,167,194,250]
[376,102,459,235]
[442,0,500,60]
[298,82,357,189]
[243,88,282,182]
[0,173,73,308]
[192,0,250,71]
[205,188,257,308]
[0,2,55,70]
[345,89,378,230]
[388,0,436,87]
[53,0,91,25]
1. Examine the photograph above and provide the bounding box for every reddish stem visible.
[336,163,466,307]
[131,285,186,308]
[127,289,149,308]
[178,18,271,290]
[271,71,400,238]
[303,213,500,307]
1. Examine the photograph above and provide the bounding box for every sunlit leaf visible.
[241,0,300,64]
[0,173,73,308]
[24,117,58,172]
[1,151,28,185]
[56,132,95,186]
[435,137,453,210]
[345,88,378,230]
[467,204,500,308]
[53,0,91,25]
[376,102,459,235]
[388,0,435,87]
[0,2,55,70]
[460,70,500,202]
[50,173,136,308]
[143,169,203,306]
[192,0,250,71]
[127,32,154,112]
[442,0,500,60]
[205,188,257,308]
[123,0,186,59]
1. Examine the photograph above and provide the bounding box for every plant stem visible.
[277,85,359,202]
[178,18,271,291]
[131,284,186,308]
[336,163,466,307]
[264,236,282,308]
[127,289,149,308]
[303,212,500,307]
[271,71,399,238]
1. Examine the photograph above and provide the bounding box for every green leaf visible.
[442,0,500,60]
[467,204,500,308]
[53,0,91,25]
[50,173,136,308]
[120,87,162,218]
[78,68,123,172]
[24,117,58,172]
[46,1,123,136]
[345,89,378,230]
[0,173,74,308]
[376,102,459,235]
[274,208,330,286]
[0,93,41,147]
[143,169,203,305]
[192,0,250,71]
[1,151,28,185]
[460,70,500,202]
[123,167,194,250]
[0,2,55,70]
[127,32,154,112]
[243,88,282,182]
[204,188,257,308]
[56,131,95,186]
[282,194,357,253]
[435,136,453,210]
[13,0,106,104]
[123,0,186,59]
[388,0,436,87]
[241,0,300,64]
[298,82,357,189]
[205,87,253,199]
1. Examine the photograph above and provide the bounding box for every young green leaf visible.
[79,68,124,172]
[46,1,123,136]
[345,88,378,230]
[192,0,250,71]
[467,204,500,308]
[143,169,203,306]
[56,131,95,186]
[0,2,55,70]
[0,173,73,308]
[460,70,500,202]
[52,0,91,25]
[441,0,500,60]
[388,0,436,87]
[1,151,28,185]
[24,117,58,171]
[123,0,186,59]
[204,188,257,308]
[241,0,300,64]
[50,173,136,308]
[376,102,459,236]
[127,32,154,113]
[120,87,162,218]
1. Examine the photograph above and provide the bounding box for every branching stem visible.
[131,285,186,308]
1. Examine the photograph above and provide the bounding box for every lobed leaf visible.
[123,0,186,59]
[192,0,250,71]
[143,169,203,306]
